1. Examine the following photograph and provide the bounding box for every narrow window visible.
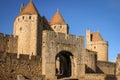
[29,16,31,19]
[18,18,19,21]
[90,34,93,41]
[7,40,9,42]
[60,26,62,28]
[54,26,56,29]
[94,46,96,49]
[20,27,22,31]
[22,16,24,20]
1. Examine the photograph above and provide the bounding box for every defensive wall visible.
[85,49,97,73]
[0,52,43,80]
[84,74,116,80]
[97,61,116,75]
[42,30,84,53]
[0,33,18,53]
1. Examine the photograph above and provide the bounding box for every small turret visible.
[49,10,69,34]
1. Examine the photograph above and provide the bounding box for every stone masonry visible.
[0,0,120,80]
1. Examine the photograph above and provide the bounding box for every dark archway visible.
[55,51,73,79]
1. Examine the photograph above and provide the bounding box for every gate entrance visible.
[55,51,73,79]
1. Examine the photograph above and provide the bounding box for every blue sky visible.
[0,0,120,62]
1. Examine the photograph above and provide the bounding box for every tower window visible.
[60,26,62,28]
[22,16,24,20]
[90,34,93,41]
[20,27,22,31]
[18,18,19,21]
[54,26,56,29]
[94,46,96,49]
[29,16,31,19]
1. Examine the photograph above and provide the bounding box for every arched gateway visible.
[55,51,73,79]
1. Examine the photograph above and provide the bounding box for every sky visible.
[0,0,120,62]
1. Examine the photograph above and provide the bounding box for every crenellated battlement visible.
[19,54,29,60]
[0,52,42,80]
[0,32,18,53]
[0,32,18,38]
[31,55,41,61]
[43,30,84,45]
[5,34,18,38]
[0,52,41,62]
[6,53,17,59]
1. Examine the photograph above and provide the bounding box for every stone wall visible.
[116,54,120,76]
[0,33,4,52]
[0,33,18,53]
[97,61,116,75]
[85,74,106,80]
[85,49,97,73]
[0,52,42,80]
[115,54,120,80]
[85,74,116,80]
[42,30,85,79]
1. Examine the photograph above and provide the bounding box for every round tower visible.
[86,30,108,61]
[14,1,42,57]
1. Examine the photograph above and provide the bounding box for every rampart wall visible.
[85,49,97,73]
[0,33,18,53]
[85,74,116,80]
[0,52,42,80]
[97,61,116,75]
[116,54,120,75]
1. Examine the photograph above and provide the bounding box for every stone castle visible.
[0,0,120,80]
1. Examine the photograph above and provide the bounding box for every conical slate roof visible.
[20,1,38,15]
[49,10,66,25]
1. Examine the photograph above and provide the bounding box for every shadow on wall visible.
[85,65,95,73]
[96,66,104,73]
[105,75,117,80]
[85,65,104,73]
